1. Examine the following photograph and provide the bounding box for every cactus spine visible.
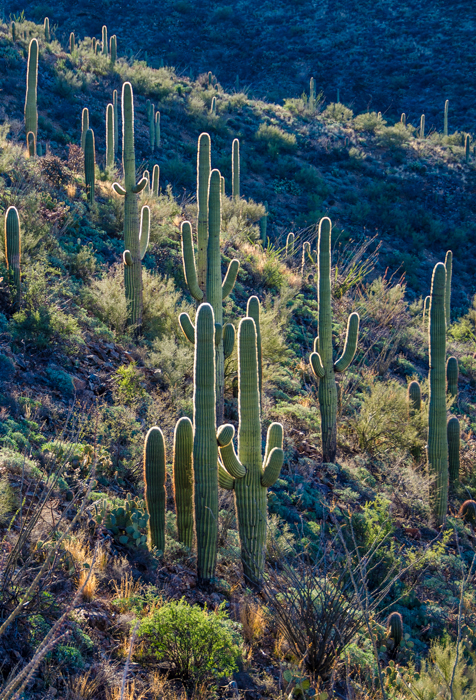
[173,417,194,548]
[84,129,95,204]
[446,356,458,399]
[219,317,284,589]
[81,108,89,150]
[110,35,117,64]
[444,100,449,137]
[427,262,448,526]
[155,111,160,148]
[144,427,166,552]
[445,250,452,327]
[260,201,268,245]
[387,612,403,649]
[152,164,159,196]
[5,207,21,307]
[113,90,119,156]
[112,82,147,330]
[102,25,108,56]
[69,32,75,53]
[27,131,36,158]
[106,103,114,168]
[232,138,240,200]
[44,17,50,42]
[420,114,425,139]
[309,217,360,463]
[25,39,38,149]
[408,380,421,415]
[447,416,460,487]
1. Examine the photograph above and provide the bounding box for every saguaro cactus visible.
[445,250,452,327]
[149,104,155,151]
[465,134,471,163]
[113,90,119,156]
[427,262,448,526]
[113,82,148,330]
[44,17,50,42]
[387,612,403,649]
[447,356,458,399]
[232,138,240,200]
[27,131,36,158]
[408,380,421,415]
[151,164,159,196]
[401,113,406,125]
[5,206,21,307]
[69,32,75,53]
[218,316,284,589]
[102,25,108,56]
[309,217,360,463]
[84,129,95,204]
[106,103,114,168]
[260,201,268,245]
[301,241,311,275]
[173,417,194,548]
[144,427,166,552]
[196,133,211,291]
[81,108,89,151]
[110,35,117,64]
[247,296,262,403]
[423,295,430,327]
[444,100,449,137]
[310,76,316,111]
[155,111,160,149]
[11,22,15,42]
[142,169,150,195]
[447,416,460,487]
[180,170,240,423]
[211,96,216,115]
[286,232,295,258]
[420,114,425,139]
[25,39,38,148]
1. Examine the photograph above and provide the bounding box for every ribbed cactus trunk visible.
[84,129,95,204]
[208,170,225,425]
[247,296,262,405]
[447,356,458,399]
[444,100,449,137]
[193,303,218,585]
[44,17,50,42]
[110,35,117,64]
[69,32,75,53]
[408,380,421,415]
[445,250,452,328]
[102,25,108,56]
[232,138,240,200]
[427,262,448,527]
[5,207,21,308]
[152,164,159,196]
[155,111,160,149]
[420,114,425,139]
[24,39,38,149]
[81,108,89,150]
[144,427,166,552]
[197,133,211,293]
[106,104,114,168]
[27,131,36,158]
[113,90,119,156]
[173,417,194,548]
[447,416,460,487]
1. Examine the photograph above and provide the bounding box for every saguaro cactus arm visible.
[218,463,235,490]
[310,351,325,378]
[222,259,240,299]
[139,206,150,260]
[223,323,235,359]
[334,313,360,372]
[179,312,195,344]
[261,447,284,487]
[219,440,246,479]
[445,250,452,327]
[447,356,458,398]
[181,221,204,301]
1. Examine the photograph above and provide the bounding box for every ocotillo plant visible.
[444,99,449,137]
[309,217,360,463]
[144,427,166,552]
[149,103,155,151]
[173,417,194,548]
[27,131,35,158]
[110,35,117,64]
[25,39,38,148]
[286,232,295,258]
[113,90,119,156]
[232,138,240,200]
[427,262,448,526]
[218,316,284,589]
[113,82,148,330]
[84,129,95,204]
[155,111,160,149]
[447,356,458,399]
[180,171,240,423]
[151,164,159,196]
[247,296,262,403]
[445,250,452,327]
[81,108,89,150]
[408,380,421,415]
[447,416,460,487]
[5,206,21,307]
[260,201,268,245]
[44,17,50,42]
[69,32,75,53]
[102,25,108,56]
[420,114,425,139]
[106,103,114,168]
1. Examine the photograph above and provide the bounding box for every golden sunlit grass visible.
[106,680,148,700]
[78,567,99,602]
[240,598,267,648]
[64,669,100,699]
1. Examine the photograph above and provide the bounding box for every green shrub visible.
[10,307,82,352]
[136,599,241,689]
[377,123,411,148]
[0,477,18,525]
[255,123,297,157]
[321,102,353,123]
[353,111,386,133]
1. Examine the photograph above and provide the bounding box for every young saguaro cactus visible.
[84,128,95,204]
[69,32,75,53]
[110,35,117,64]
[106,103,114,168]
[44,17,50,42]
[445,250,452,328]
[5,207,21,307]
[447,416,460,487]
[24,39,38,148]
[301,241,311,275]
[286,232,295,258]
[427,262,448,526]
[309,217,360,463]
[113,90,119,156]
[155,111,160,149]
[310,76,316,111]
[444,100,449,137]
[151,164,159,196]
[113,82,148,330]
[232,138,240,200]
[173,417,194,548]
[144,427,166,552]
[180,170,240,423]
[149,103,155,151]
[27,131,36,158]
[447,356,458,399]
[386,612,403,649]
[81,108,89,151]
[218,316,284,589]
[11,21,15,43]
[408,380,421,415]
[420,114,425,139]
[102,25,108,56]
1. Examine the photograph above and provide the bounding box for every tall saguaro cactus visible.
[5,207,21,307]
[444,100,449,137]
[219,316,284,589]
[180,170,240,424]
[106,103,114,168]
[309,217,360,463]
[113,82,148,330]
[27,131,36,158]
[113,90,119,156]
[144,427,166,552]
[445,250,452,327]
[24,39,38,148]
[84,129,95,204]
[81,108,89,151]
[447,356,458,399]
[173,417,194,548]
[232,138,240,200]
[247,296,262,403]
[44,17,50,42]
[102,25,108,56]
[427,262,448,526]
[197,132,211,292]
[155,111,160,149]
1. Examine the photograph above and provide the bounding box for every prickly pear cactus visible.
[93,493,149,548]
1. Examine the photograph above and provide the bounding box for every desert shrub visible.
[136,599,241,689]
[377,123,411,148]
[10,306,82,352]
[142,270,193,341]
[255,123,297,157]
[321,102,353,123]
[114,363,147,407]
[161,157,194,188]
[353,111,386,133]
[0,477,18,525]
[148,335,194,390]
